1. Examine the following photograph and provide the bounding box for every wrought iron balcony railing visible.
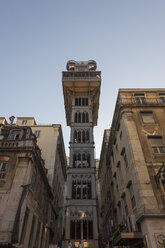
[117,97,165,106]
[62,71,101,81]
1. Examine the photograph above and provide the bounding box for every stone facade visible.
[62,60,101,248]
[0,124,53,247]
[15,118,67,246]
[99,89,165,248]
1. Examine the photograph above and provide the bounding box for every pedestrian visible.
[78,240,83,248]
[106,241,109,248]
[68,240,72,248]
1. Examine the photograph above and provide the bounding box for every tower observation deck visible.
[62,60,101,248]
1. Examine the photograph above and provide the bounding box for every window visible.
[70,220,93,240]
[78,113,81,123]
[88,220,93,239]
[121,148,128,168]
[159,94,165,103]
[148,136,165,154]
[73,130,90,143]
[0,156,10,179]
[73,152,90,168]
[72,179,91,199]
[9,131,20,140]
[22,120,27,125]
[134,93,146,104]
[75,98,88,106]
[83,220,87,239]
[20,207,30,244]
[122,194,128,216]
[70,220,76,239]
[74,112,89,123]
[34,130,40,138]
[74,131,77,143]
[141,111,155,124]
[127,181,136,208]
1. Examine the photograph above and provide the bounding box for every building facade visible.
[62,60,101,248]
[15,117,67,246]
[0,124,53,248]
[98,129,111,246]
[99,89,165,248]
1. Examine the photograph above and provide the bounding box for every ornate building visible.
[16,117,67,246]
[0,117,67,247]
[0,123,53,247]
[99,89,165,248]
[62,60,101,248]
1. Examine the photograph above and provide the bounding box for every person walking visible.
[68,240,72,248]
[78,241,83,248]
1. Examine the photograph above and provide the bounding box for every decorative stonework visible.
[72,175,91,179]
[155,233,165,247]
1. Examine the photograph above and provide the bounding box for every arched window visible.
[72,180,77,199]
[87,153,90,167]
[74,131,77,143]
[82,112,85,123]
[77,153,81,167]
[74,112,78,123]
[86,98,88,106]
[78,153,81,161]
[86,130,89,142]
[73,154,77,167]
[78,98,81,106]
[72,179,92,199]
[78,113,81,123]
[86,112,89,123]
[82,130,85,142]
[82,153,86,161]
[75,98,78,106]
[78,131,81,143]
[82,153,86,168]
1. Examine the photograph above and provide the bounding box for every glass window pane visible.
[88,220,93,239]
[76,220,81,239]
[70,220,75,239]
[83,220,87,239]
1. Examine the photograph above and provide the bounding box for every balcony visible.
[62,71,101,82]
[0,139,34,149]
[117,97,165,106]
[152,146,165,154]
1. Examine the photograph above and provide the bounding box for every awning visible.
[113,232,144,246]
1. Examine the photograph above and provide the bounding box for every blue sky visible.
[0,0,165,157]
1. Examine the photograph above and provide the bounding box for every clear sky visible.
[0,0,165,157]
